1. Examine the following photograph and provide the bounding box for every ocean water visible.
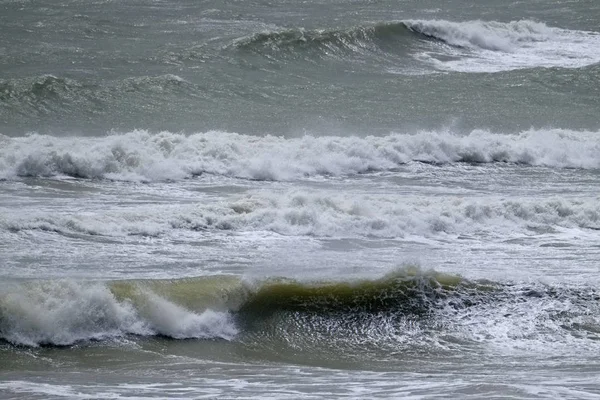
[1,0,600,398]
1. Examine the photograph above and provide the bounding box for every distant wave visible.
[0,74,193,118]
[1,129,599,182]
[233,19,600,72]
[0,74,190,99]
[2,269,600,349]
[234,19,551,54]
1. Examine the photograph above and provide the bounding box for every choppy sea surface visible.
[1,0,600,398]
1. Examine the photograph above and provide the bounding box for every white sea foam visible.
[139,291,237,340]
[2,191,598,240]
[443,283,600,357]
[0,382,86,399]
[0,280,236,346]
[403,19,600,72]
[405,19,555,52]
[0,128,599,182]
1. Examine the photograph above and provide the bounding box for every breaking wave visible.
[404,19,556,52]
[1,128,599,182]
[235,19,559,55]
[233,19,600,72]
[402,19,600,72]
[0,277,239,347]
[2,269,600,353]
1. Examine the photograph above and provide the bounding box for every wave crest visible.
[0,279,237,347]
[403,19,600,72]
[1,129,599,182]
[403,19,554,52]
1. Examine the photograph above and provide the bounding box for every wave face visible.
[233,19,600,72]
[232,22,413,61]
[2,269,600,352]
[1,129,599,182]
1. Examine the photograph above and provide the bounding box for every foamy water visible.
[2,0,600,398]
[1,128,599,182]
[404,19,600,72]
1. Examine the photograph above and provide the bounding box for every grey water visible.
[1,0,600,398]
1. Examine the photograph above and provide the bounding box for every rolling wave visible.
[2,269,599,351]
[1,129,599,182]
[232,22,413,60]
[233,19,600,72]
[234,19,553,54]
